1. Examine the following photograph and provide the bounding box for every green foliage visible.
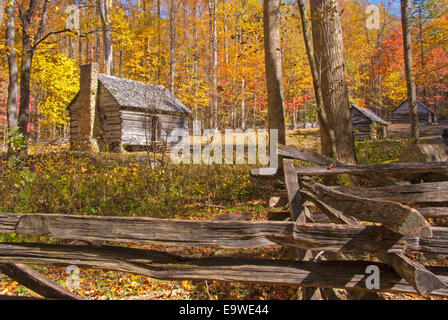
[355,136,409,165]
[31,43,79,128]
[0,152,256,218]
[7,128,27,154]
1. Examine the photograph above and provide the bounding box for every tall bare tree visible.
[97,0,113,75]
[6,0,18,144]
[209,0,218,128]
[156,0,161,84]
[18,0,50,143]
[401,0,419,141]
[296,0,335,159]
[310,0,356,163]
[169,0,176,93]
[263,0,286,145]
[0,0,5,26]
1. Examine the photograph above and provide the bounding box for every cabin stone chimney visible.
[70,63,99,152]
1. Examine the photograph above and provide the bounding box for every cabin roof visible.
[351,104,387,125]
[391,99,434,115]
[98,74,190,114]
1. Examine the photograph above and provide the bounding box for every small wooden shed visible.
[391,99,436,124]
[350,104,388,139]
[68,63,190,152]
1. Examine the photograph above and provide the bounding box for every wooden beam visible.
[277,145,409,185]
[418,208,448,218]
[317,188,446,297]
[280,148,447,297]
[300,177,432,237]
[283,159,303,221]
[376,253,447,296]
[333,182,448,204]
[0,242,448,296]
[295,162,448,176]
[1,213,448,254]
[300,190,358,225]
[278,145,339,166]
[0,264,81,300]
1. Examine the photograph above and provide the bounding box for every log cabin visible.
[350,104,388,139]
[391,99,436,124]
[68,63,190,152]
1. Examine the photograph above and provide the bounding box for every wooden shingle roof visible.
[392,99,434,115]
[351,104,387,125]
[98,74,190,114]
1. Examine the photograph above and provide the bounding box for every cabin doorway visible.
[151,116,160,142]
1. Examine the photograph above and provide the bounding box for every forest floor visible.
[0,123,447,300]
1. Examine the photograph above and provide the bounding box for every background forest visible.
[0,0,447,146]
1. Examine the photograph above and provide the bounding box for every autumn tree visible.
[17,0,51,145]
[169,0,176,93]
[401,0,419,140]
[5,0,19,154]
[97,0,113,75]
[310,0,356,163]
[0,0,5,26]
[296,0,331,154]
[263,0,286,145]
[209,0,218,128]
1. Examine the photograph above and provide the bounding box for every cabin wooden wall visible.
[96,83,122,150]
[69,98,80,140]
[350,109,387,139]
[351,108,373,139]
[391,112,432,124]
[120,110,188,146]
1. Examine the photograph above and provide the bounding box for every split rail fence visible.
[0,145,448,299]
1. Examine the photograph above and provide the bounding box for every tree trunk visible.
[156,0,161,84]
[18,0,49,145]
[193,0,199,119]
[18,40,33,141]
[0,0,5,27]
[95,28,100,64]
[169,0,176,93]
[310,0,356,163]
[6,0,18,142]
[401,0,419,141]
[209,0,218,128]
[241,78,246,130]
[97,0,113,75]
[263,0,286,145]
[296,0,335,158]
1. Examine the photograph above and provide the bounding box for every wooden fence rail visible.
[1,242,448,297]
[261,145,448,298]
[1,144,447,299]
[1,213,448,255]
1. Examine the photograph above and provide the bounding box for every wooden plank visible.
[277,145,408,186]
[376,253,446,296]
[283,159,303,221]
[278,145,340,166]
[300,177,432,237]
[0,214,23,233]
[300,190,358,225]
[1,242,448,296]
[2,213,448,254]
[334,182,448,204]
[318,187,446,297]
[0,264,81,300]
[283,160,322,298]
[296,162,448,176]
[418,207,448,218]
